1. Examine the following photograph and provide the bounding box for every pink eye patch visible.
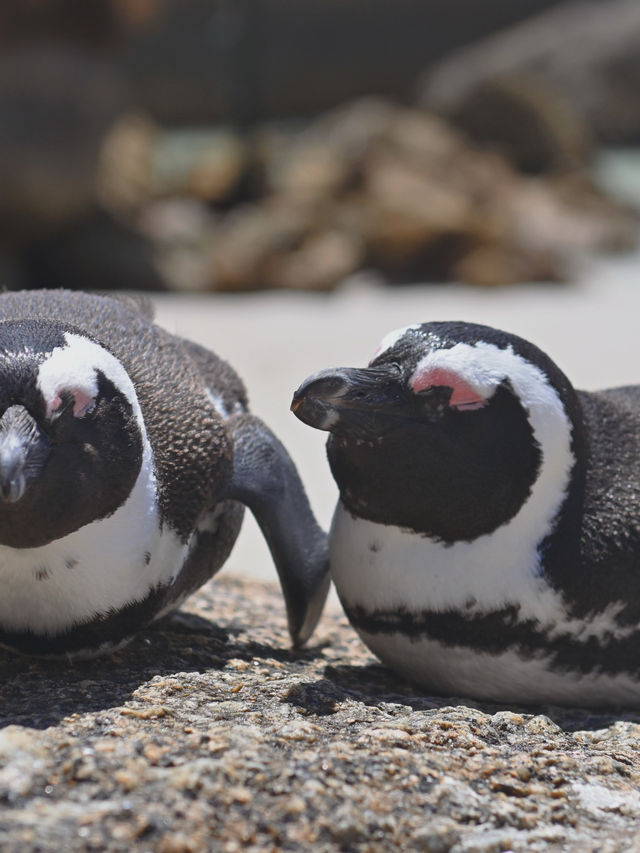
[47,388,96,419]
[411,366,487,411]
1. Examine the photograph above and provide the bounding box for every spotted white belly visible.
[330,501,569,622]
[0,439,187,636]
[330,503,638,706]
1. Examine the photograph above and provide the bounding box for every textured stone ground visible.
[2,575,640,852]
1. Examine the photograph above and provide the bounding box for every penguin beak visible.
[292,364,415,439]
[0,405,51,504]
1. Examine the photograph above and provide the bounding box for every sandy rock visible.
[97,112,157,214]
[1,576,640,850]
[209,199,315,290]
[151,128,248,204]
[444,73,593,174]
[264,228,364,291]
[139,198,218,292]
[0,727,52,801]
[420,0,640,146]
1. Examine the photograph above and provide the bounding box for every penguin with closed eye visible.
[292,321,640,707]
[0,289,328,657]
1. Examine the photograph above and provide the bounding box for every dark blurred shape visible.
[0,0,157,50]
[443,74,593,174]
[0,46,127,244]
[126,0,565,125]
[0,0,166,290]
[8,210,167,292]
[421,0,640,153]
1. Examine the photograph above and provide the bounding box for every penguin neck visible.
[330,364,582,622]
[0,397,188,637]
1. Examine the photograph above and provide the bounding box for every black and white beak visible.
[291,363,456,440]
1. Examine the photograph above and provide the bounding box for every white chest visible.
[0,457,187,636]
[330,502,563,622]
[330,503,638,706]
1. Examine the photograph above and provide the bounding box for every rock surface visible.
[2,575,640,851]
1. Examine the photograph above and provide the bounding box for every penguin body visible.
[292,321,640,707]
[0,290,328,657]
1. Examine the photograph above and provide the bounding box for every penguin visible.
[292,321,640,707]
[0,289,328,657]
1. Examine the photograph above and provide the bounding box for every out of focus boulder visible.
[440,74,592,174]
[156,98,634,291]
[420,0,640,155]
[0,0,165,290]
[97,112,157,214]
[209,199,316,291]
[0,0,158,50]
[150,128,249,204]
[0,45,165,290]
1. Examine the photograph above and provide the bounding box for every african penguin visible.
[292,321,640,707]
[0,289,328,657]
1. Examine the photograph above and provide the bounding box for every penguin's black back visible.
[563,386,640,623]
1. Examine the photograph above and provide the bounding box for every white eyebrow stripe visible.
[371,325,421,361]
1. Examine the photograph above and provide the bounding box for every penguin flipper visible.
[225,413,330,646]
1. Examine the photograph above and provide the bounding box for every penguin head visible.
[292,322,581,542]
[0,320,144,548]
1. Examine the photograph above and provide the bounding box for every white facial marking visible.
[410,340,535,402]
[0,333,190,635]
[206,388,229,418]
[37,335,110,420]
[206,388,244,419]
[371,325,420,361]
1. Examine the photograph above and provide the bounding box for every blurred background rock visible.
[1,0,639,291]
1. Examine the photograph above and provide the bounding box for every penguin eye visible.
[47,388,97,421]
[413,386,453,419]
[410,365,488,413]
[50,392,74,420]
